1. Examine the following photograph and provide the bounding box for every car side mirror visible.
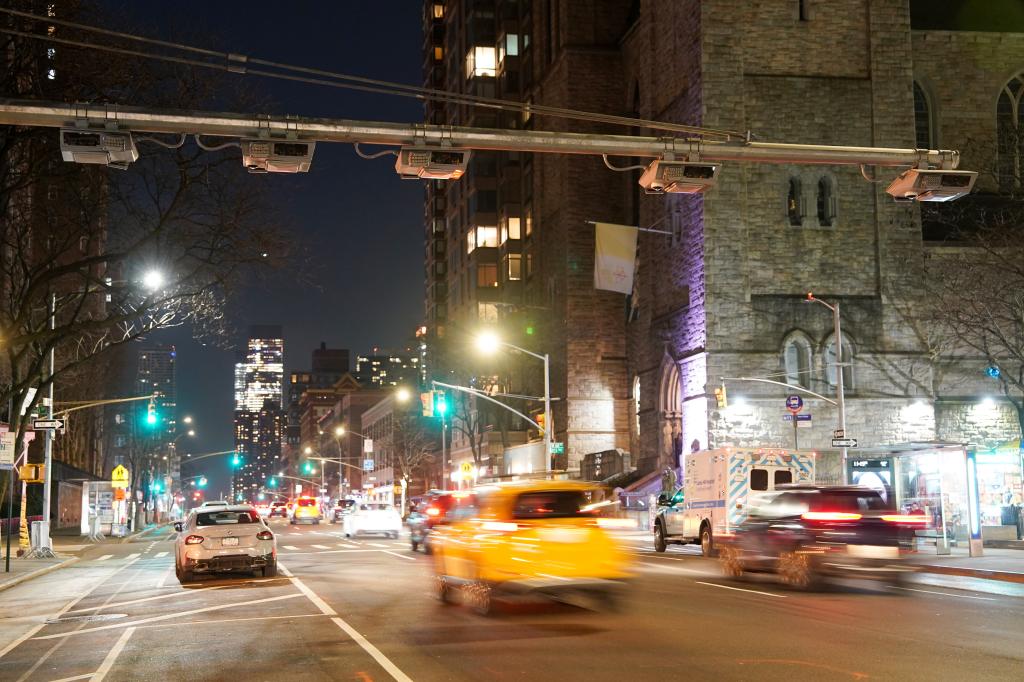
[173,522,183,533]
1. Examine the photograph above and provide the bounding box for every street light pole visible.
[32,293,57,558]
[807,293,848,482]
[542,352,552,469]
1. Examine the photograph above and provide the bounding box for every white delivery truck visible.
[654,447,816,556]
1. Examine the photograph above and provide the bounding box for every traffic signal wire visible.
[0,6,749,141]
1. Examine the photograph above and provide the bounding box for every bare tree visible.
[383,412,436,484]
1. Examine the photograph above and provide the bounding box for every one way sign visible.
[831,437,858,448]
[32,418,66,430]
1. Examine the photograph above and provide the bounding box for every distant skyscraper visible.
[137,345,180,490]
[233,326,284,499]
[354,348,420,388]
[234,325,284,411]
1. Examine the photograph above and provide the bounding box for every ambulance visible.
[654,447,816,556]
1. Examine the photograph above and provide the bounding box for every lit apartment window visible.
[467,231,476,254]
[465,46,496,79]
[433,2,444,19]
[478,303,499,321]
[498,34,519,62]
[524,208,533,236]
[433,46,444,62]
[477,226,498,248]
[477,263,498,287]
[507,254,522,280]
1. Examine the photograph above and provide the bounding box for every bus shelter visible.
[846,443,983,557]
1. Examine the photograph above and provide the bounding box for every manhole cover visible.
[45,613,128,624]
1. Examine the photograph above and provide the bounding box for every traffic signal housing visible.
[420,392,434,417]
[145,399,158,426]
[433,390,448,416]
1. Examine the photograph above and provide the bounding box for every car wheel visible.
[700,525,715,558]
[435,575,454,605]
[314,519,320,525]
[466,581,494,616]
[263,560,278,578]
[720,546,744,579]
[178,567,194,584]
[654,523,667,553]
[778,550,817,590]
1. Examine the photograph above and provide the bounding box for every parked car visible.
[290,496,322,525]
[718,485,924,590]
[173,505,277,583]
[343,503,402,538]
[431,481,632,615]
[407,491,461,553]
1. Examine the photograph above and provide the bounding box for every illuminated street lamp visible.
[141,269,166,291]
[475,331,553,466]
[395,387,412,403]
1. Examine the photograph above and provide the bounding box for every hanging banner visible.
[593,222,639,294]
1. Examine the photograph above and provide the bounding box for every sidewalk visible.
[911,548,1024,584]
[0,522,168,592]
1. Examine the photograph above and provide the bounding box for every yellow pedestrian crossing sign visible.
[111,465,130,489]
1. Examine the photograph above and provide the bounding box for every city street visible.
[0,522,1021,681]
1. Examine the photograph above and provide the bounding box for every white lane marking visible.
[695,581,788,599]
[65,584,234,614]
[155,551,168,558]
[382,550,415,562]
[637,556,707,574]
[135,612,328,630]
[311,544,330,550]
[0,557,140,660]
[893,586,996,601]
[96,554,113,561]
[48,675,94,682]
[91,626,135,682]
[282,545,299,551]
[277,562,412,682]
[32,594,303,641]
[368,543,388,548]
[155,566,173,589]
[124,553,140,561]
[277,564,335,615]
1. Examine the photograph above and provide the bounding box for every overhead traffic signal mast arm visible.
[0,99,961,169]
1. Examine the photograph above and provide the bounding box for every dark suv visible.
[407,491,461,553]
[719,485,925,590]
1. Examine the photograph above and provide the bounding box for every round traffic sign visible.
[785,395,804,413]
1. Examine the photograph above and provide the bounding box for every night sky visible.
[95,2,425,496]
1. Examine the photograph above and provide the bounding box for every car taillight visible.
[481,521,519,533]
[882,514,929,525]
[256,530,274,540]
[801,512,862,521]
[184,535,205,545]
[426,507,441,517]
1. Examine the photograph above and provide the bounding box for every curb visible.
[0,556,81,594]
[915,564,1024,584]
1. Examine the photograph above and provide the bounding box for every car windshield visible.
[512,490,590,519]
[195,511,257,526]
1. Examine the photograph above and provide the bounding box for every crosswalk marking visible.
[283,545,299,551]
[155,551,168,558]
[368,543,388,548]
[125,553,140,560]
[341,543,359,548]
[97,554,113,561]
[311,544,329,550]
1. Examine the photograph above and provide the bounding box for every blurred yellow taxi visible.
[431,481,632,614]
[289,496,322,525]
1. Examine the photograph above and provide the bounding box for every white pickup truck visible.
[654,447,816,556]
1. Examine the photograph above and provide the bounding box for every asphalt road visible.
[0,519,1021,681]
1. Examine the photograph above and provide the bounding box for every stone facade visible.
[622,1,1024,473]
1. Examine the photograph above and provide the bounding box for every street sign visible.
[833,429,845,438]
[785,395,803,413]
[549,442,565,455]
[294,484,303,494]
[459,461,474,480]
[363,439,373,454]
[832,438,858,448]
[362,458,374,472]
[110,465,130,489]
[32,418,66,430]
[0,432,16,470]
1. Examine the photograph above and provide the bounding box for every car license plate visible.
[538,528,587,543]
[847,544,898,559]
[221,537,239,547]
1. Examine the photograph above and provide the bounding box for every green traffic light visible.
[231,455,241,467]
[268,477,277,487]
[146,413,157,425]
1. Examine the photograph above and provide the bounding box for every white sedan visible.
[342,503,403,539]
[174,505,277,583]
